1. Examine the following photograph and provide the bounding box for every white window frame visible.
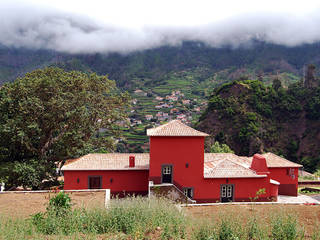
[183,187,193,198]
[163,166,171,175]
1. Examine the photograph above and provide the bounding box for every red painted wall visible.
[268,167,299,196]
[63,170,149,195]
[194,177,275,202]
[149,136,204,187]
[270,183,279,201]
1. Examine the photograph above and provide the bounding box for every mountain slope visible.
[2,41,320,88]
[197,80,320,172]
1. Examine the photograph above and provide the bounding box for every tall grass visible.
[30,196,186,239]
[0,195,310,239]
[192,213,304,240]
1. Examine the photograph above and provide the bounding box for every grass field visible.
[1,192,320,239]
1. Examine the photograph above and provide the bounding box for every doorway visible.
[161,165,173,183]
[88,176,102,189]
[220,184,234,202]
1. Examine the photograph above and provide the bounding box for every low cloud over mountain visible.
[2,1,320,54]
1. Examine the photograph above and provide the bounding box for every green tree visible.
[210,141,234,153]
[0,67,130,189]
[272,77,282,91]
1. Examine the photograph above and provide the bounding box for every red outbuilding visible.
[62,120,302,202]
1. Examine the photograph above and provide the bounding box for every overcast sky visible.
[1,0,320,54]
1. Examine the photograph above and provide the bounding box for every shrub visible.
[48,191,71,213]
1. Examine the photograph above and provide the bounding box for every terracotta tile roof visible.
[204,153,265,178]
[205,153,303,168]
[262,152,302,168]
[147,120,209,137]
[61,153,149,171]
[61,152,301,175]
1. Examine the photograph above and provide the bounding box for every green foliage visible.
[286,140,300,163]
[0,67,130,189]
[32,192,73,234]
[300,155,320,173]
[305,87,320,120]
[31,196,186,239]
[218,219,237,240]
[250,188,266,202]
[210,141,234,153]
[247,217,263,240]
[48,192,71,213]
[271,215,300,240]
[208,96,226,110]
[272,78,282,91]
[314,168,320,177]
[0,160,48,190]
[193,223,216,240]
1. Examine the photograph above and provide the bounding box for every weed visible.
[271,214,303,240]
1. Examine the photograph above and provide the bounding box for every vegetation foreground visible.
[1,193,320,240]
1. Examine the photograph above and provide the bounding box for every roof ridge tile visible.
[147,120,209,136]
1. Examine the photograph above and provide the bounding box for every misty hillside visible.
[2,41,320,89]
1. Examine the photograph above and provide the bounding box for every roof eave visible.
[61,168,150,171]
[148,134,209,137]
[268,165,303,168]
[203,175,267,179]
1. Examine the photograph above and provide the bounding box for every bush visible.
[48,191,71,213]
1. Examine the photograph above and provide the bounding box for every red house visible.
[62,120,302,202]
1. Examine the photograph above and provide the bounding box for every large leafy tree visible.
[0,67,129,189]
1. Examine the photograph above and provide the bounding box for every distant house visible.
[62,120,302,202]
[134,89,147,96]
[145,115,153,121]
[155,96,163,101]
[166,96,178,101]
[170,108,179,114]
[176,114,186,121]
[182,100,190,105]
[131,99,138,105]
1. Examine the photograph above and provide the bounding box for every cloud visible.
[1,2,320,54]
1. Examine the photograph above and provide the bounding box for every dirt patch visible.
[185,204,320,237]
[0,191,105,218]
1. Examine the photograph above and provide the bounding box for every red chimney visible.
[129,156,135,168]
[250,154,269,175]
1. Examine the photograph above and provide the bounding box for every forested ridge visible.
[197,76,320,172]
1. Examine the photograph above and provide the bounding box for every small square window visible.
[163,166,171,174]
[183,187,193,198]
